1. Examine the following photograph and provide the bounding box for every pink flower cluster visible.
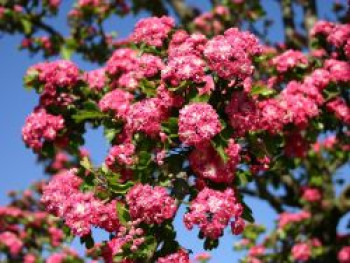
[99,89,133,120]
[103,222,145,261]
[28,60,79,88]
[126,184,177,224]
[291,242,311,262]
[126,98,168,137]
[326,97,350,125]
[178,103,222,146]
[157,249,190,263]
[106,48,163,90]
[193,6,229,35]
[338,246,350,263]
[41,170,119,236]
[131,16,175,47]
[22,109,64,151]
[271,50,308,73]
[204,28,261,80]
[0,232,23,256]
[278,211,310,229]
[184,188,243,239]
[189,141,241,183]
[162,32,207,86]
[312,21,350,48]
[301,187,322,202]
[84,68,107,90]
[105,143,135,168]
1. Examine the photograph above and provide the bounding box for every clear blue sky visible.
[0,0,347,261]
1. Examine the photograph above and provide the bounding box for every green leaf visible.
[21,19,32,34]
[241,203,255,223]
[60,45,73,60]
[109,180,134,194]
[72,110,106,123]
[251,85,275,97]
[236,170,252,186]
[116,202,130,226]
[80,157,93,171]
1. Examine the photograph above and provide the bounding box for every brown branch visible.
[300,0,318,48]
[338,185,350,213]
[167,0,196,23]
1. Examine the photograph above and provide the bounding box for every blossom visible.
[22,109,64,151]
[126,184,177,224]
[248,245,265,257]
[178,103,222,146]
[84,68,107,90]
[338,246,350,263]
[41,170,119,236]
[326,97,350,124]
[225,92,260,135]
[99,89,133,120]
[324,59,350,83]
[0,232,23,256]
[189,142,240,183]
[184,188,243,239]
[194,252,211,262]
[28,60,79,88]
[126,98,168,137]
[131,16,175,47]
[271,50,308,73]
[291,243,311,261]
[302,187,322,202]
[105,143,135,168]
[278,211,310,229]
[157,249,189,263]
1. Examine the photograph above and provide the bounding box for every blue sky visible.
[0,0,347,261]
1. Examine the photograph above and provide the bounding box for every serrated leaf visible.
[21,19,32,34]
[116,202,130,226]
[72,110,106,123]
[251,85,275,97]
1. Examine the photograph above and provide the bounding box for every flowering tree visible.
[1,0,350,262]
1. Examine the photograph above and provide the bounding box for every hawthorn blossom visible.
[178,103,222,146]
[99,89,133,120]
[326,97,350,124]
[0,232,23,256]
[84,68,107,90]
[291,243,311,262]
[302,187,322,202]
[157,249,190,263]
[131,16,175,47]
[338,246,350,263]
[22,109,65,151]
[184,188,243,239]
[126,184,177,224]
[105,143,135,168]
[271,50,308,73]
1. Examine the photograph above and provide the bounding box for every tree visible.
[0,0,349,262]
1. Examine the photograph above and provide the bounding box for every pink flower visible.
[99,89,133,120]
[131,16,175,47]
[84,68,106,90]
[225,91,260,136]
[291,243,311,261]
[302,187,322,202]
[105,143,135,167]
[0,232,23,256]
[278,211,310,229]
[326,97,350,124]
[249,245,265,257]
[184,188,243,239]
[271,50,308,73]
[179,103,222,146]
[157,249,189,263]
[22,109,65,151]
[338,246,350,263]
[126,184,177,224]
[24,254,36,263]
[195,252,211,261]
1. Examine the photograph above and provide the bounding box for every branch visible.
[300,0,318,48]
[166,0,196,23]
[279,0,305,48]
[338,185,350,213]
